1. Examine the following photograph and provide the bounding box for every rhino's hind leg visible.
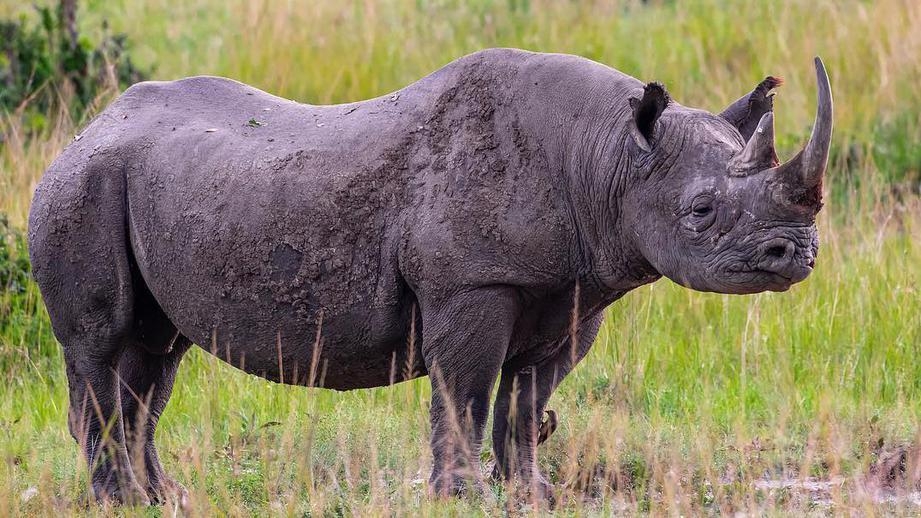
[117,274,192,505]
[30,162,149,504]
[420,287,519,496]
[60,337,149,505]
[120,336,191,504]
[55,294,152,504]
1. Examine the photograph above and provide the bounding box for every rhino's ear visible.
[629,82,670,152]
[719,76,783,142]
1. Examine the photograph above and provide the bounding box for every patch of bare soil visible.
[753,476,845,508]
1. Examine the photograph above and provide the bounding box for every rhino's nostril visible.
[765,245,788,258]
[757,239,796,270]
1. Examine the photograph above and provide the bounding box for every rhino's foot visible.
[431,471,487,498]
[93,480,152,507]
[147,476,190,508]
[490,467,557,507]
[504,474,557,509]
[524,475,557,507]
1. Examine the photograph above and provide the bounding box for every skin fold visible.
[27,48,832,504]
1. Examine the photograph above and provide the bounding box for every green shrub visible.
[0,0,146,134]
[872,114,921,192]
[0,214,29,295]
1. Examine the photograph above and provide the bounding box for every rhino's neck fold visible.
[514,67,660,295]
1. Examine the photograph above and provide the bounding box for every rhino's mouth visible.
[720,265,812,293]
[758,271,795,292]
[749,265,814,292]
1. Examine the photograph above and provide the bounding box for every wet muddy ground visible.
[749,444,921,509]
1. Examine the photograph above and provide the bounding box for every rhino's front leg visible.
[491,312,604,500]
[420,287,520,496]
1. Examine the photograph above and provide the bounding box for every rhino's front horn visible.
[773,57,834,190]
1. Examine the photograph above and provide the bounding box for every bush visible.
[0,214,30,295]
[0,0,146,134]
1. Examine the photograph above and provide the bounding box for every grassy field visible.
[1,0,920,515]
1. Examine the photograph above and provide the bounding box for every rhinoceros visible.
[28,48,832,504]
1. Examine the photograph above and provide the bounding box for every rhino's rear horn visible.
[729,112,779,175]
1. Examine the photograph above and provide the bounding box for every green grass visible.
[2,0,921,515]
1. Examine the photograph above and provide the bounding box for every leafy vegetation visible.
[0,0,144,135]
[0,215,28,294]
[0,0,919,515]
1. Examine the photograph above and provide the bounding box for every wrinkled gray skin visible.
[28,48,833,505]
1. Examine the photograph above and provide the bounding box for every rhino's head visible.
[622,58,833,294]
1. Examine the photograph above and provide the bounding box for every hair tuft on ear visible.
[630,82,670,148]
[754,76,784,98]
[720,75,784,141]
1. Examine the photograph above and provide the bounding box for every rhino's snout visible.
[755,237,815,284]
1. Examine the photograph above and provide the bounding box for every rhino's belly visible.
[132,219,424,388]
[137,235,425,389]
[127,181,421,389]
[187,302,427,390]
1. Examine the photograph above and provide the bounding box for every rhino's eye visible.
[691,203,713,217]
[684,195,717,232]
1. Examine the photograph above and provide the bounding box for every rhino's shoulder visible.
[441,48,641,101]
